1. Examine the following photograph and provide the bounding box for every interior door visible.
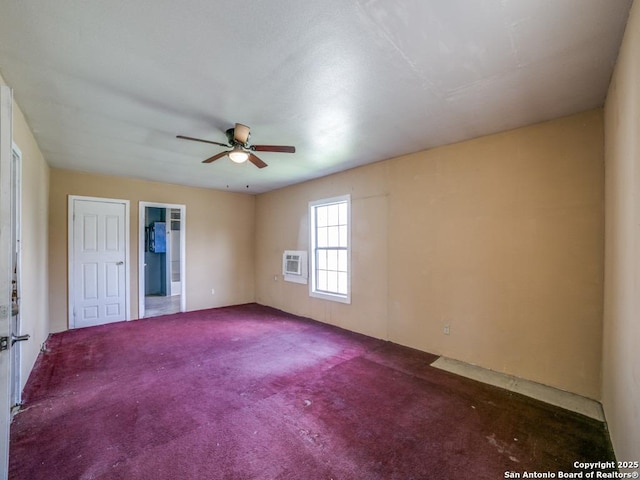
[69,197,129,329]
[0,85,14,479]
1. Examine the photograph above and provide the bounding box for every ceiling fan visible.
[177,123,296,168]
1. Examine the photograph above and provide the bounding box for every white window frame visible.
[309,194,351,304]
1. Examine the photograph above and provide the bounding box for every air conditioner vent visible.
[282,250,308,284]
[285,254,301,275]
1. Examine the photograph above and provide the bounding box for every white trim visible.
[10,143,21,162]
[68,195,131,329]
[10,143,22,409]
[138,202,186,319]
[431,356,605,421]
[309,194,351,304]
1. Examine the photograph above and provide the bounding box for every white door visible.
[0,84,14,480]
[69,197,130,329]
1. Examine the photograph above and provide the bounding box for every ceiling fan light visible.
[229,149,249,164]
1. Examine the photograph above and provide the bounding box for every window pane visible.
[338,250,347,272]
[339,225,347,247]
[328,226,339,247]
[338,202,347,225]
[317,250,327,270]
[317,227,328,247]
[328,204,339,225]
[338,272,348,294]
[316,205,328,227]
[317,270,327,291]
[327,249,338,271]
[327,271,338,292]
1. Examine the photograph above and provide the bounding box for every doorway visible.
[138,202,186,318]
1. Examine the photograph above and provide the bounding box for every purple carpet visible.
[10,304,615,479]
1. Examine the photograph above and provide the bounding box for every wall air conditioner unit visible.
[282,250,308,284]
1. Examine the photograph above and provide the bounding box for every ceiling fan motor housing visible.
[225,128,237,145]
[225,127,250,147]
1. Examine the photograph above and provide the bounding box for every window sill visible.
[309,290,351,304]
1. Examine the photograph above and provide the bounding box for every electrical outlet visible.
[443,324,450,335]
[211,288,215,295]
[274,275,278,281]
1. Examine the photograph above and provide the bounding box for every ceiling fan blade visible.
[234,123,250,144]
[202,151,230,164]
[248,153,268,169]
[177,135,229,148]
[252,145,296,153]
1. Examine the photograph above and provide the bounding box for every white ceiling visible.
[0,0,633,193]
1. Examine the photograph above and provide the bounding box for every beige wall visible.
[603,0,640,463]
[256,161,391,339]
[1,73,50,389]
[48,169,255,332]
[256,109,604,399]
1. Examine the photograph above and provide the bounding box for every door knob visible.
[11,333,30,345]
[117,261,124,265]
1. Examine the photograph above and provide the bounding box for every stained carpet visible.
[9,304,615,479]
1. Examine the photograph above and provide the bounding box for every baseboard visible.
[431,356,605,422]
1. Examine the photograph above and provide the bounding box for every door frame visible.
[10,142,22,410]
[68,195,131,329]
[138,202,186,319]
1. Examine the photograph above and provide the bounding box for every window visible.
[309,195,350,303]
